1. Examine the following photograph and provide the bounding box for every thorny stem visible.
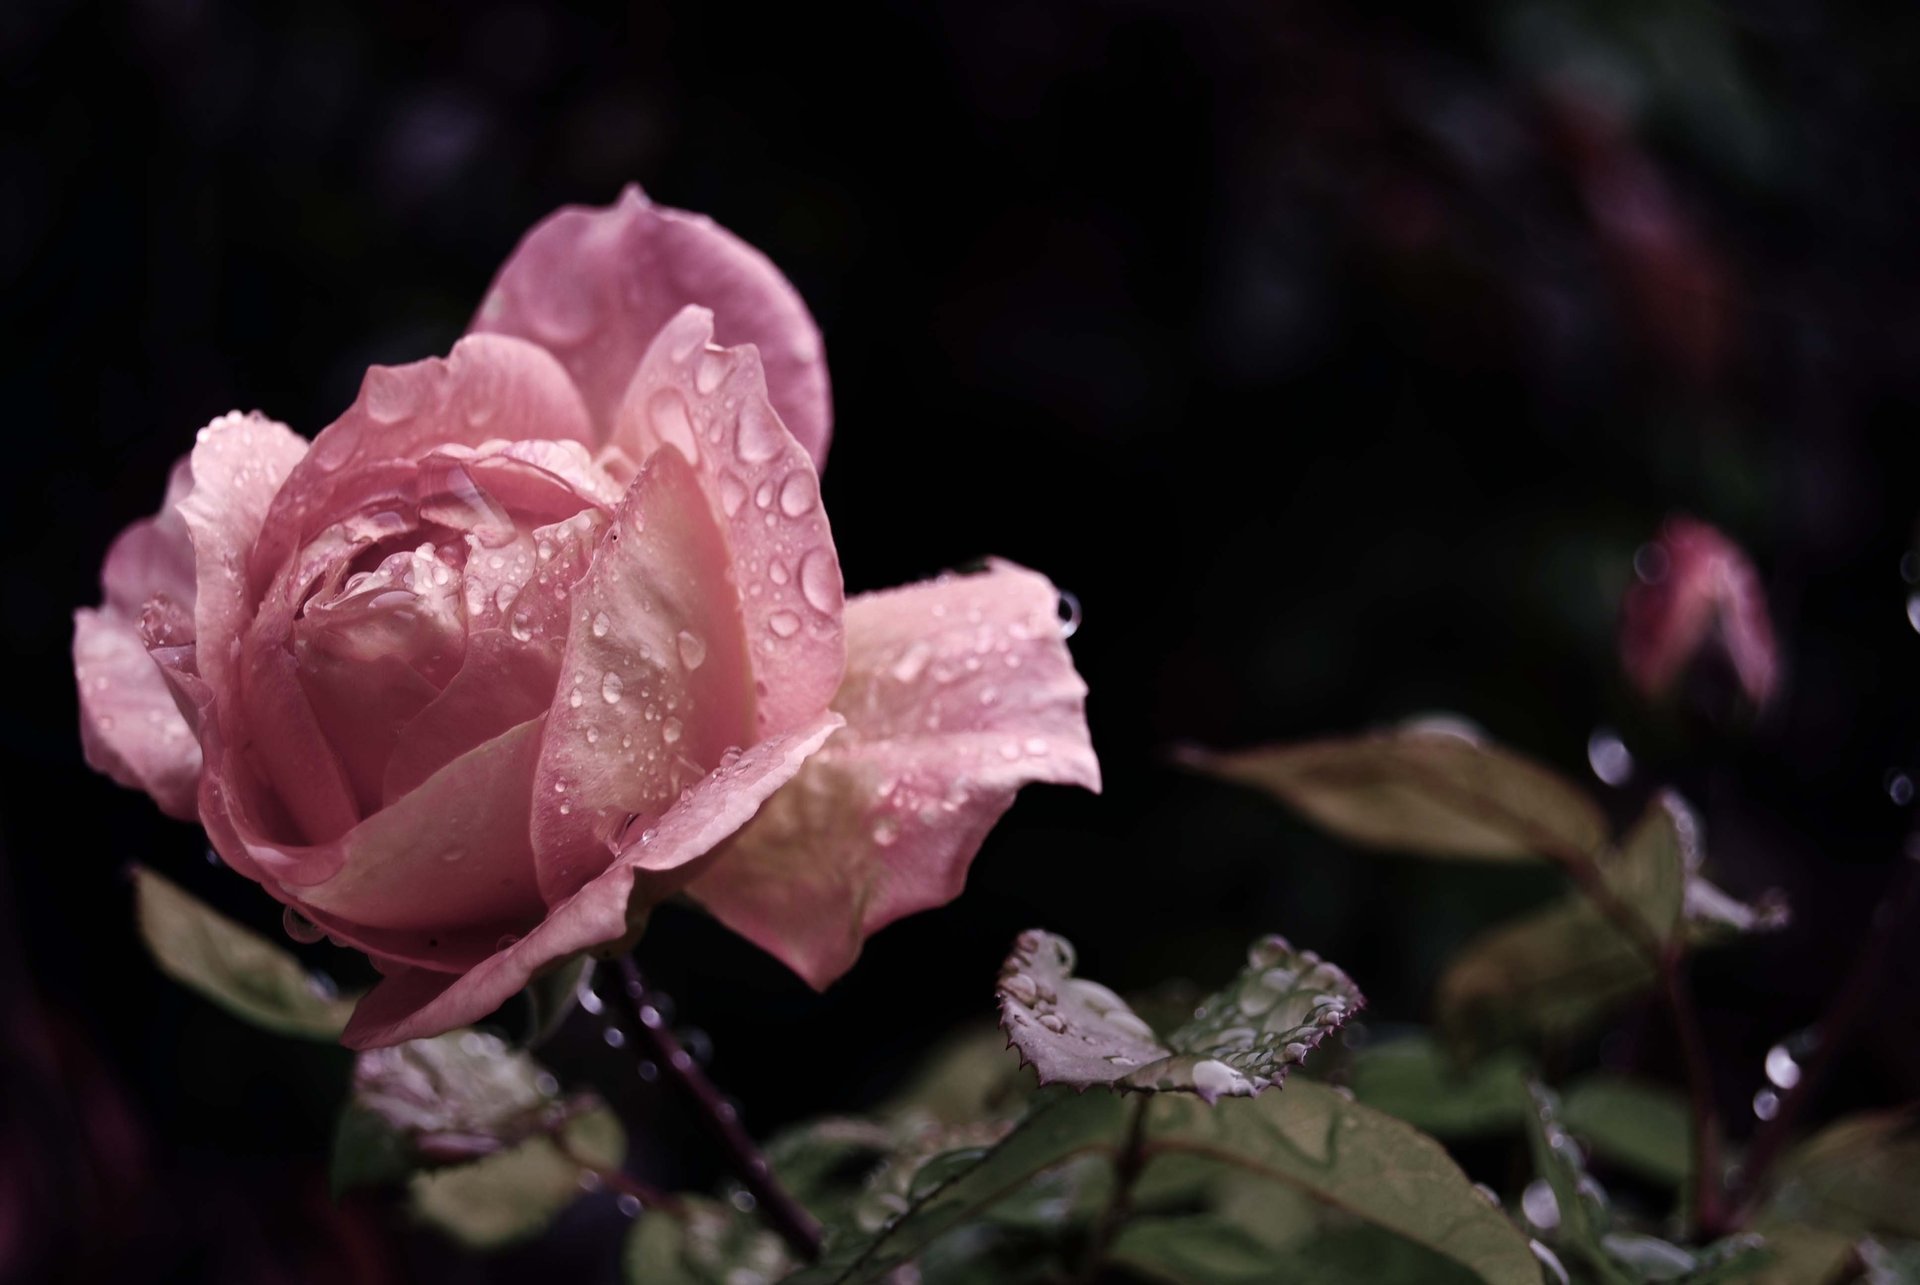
[1079,1095,1152,1283]
[1726,844,1920,1223]
[603,955,823,1261]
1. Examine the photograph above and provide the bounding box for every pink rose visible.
[74,187,1099,1049]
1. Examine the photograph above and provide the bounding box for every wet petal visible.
[529,448,758,902]
[470,185,831,467]
[72,608,202,819]
[101,456,197,617]
[611,305,845,737]
[339,711,842,1049]
[249,334,592,597]
[686,561,1099,989]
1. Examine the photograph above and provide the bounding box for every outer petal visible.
[340,711,843,1049]
[73,608,202,818]
[686,562,1100,989]
[529,448,758,902]
[469,185,832,468]
[176,412,311,719]
[248,334,593,598]
[76,457,203,818]
[611,305,845,737]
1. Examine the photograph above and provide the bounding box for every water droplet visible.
[1038,1012,1067,1033]
[676,629,707,670]
[1024,737,1049,756]
[616,1193,642,1218]
[1889,771,1914,806]
[604,1026,628,1049]
[527,282,596,346]
[648,389,698,462]
[440,848,464,863]
[601,671,625,704]
[778,470,818,517]
[1002,972,1039,1005]
[1057,590,1082,639]
[694,348,728,393]
[662,716,683,744]
[734,398,783,463]
[769,610,801,638]
[509,612,533,642]
[1907,594,1920,634]
[1903,551,1920,584]
[799,548,838,614]
[890,641,931,683]
[1764,1042,1802,1090]
[1587,729,1634,787]
[558,801,572,815]
[718,472,747,517]
[1753,1087,1780,1120]
[282,906,325,944]
[1634,542,1671,584]
[591,611,611,638]
[1190,1059,1249,1099]
[362,367,420,424]
[1521,1179,1561,1231]
[568,686,584,709]
[871,816,900,847]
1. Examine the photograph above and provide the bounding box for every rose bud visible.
[73,187,1099,1048]
[1620,516,1778,712]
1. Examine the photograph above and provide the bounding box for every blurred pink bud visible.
[1621,517,1778,710]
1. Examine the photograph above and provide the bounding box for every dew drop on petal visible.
[768,611,801,638]
[734,398,783,464]
[662,716,683,744]
[871,816,900,847]
[799,548,838,614]
[1057,590,1082,639]
[676,629,707,670]
[777,470,817,517]
[282,906,326,944]
[601,671,624,704]
[648,390,699,463]
[591,611,612,638]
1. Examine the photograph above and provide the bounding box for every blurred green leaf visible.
[1562,1075,1692,1189]
[1347,1035,1531,1137]
[1110,1218,1485,1284]
[410,1106,623,1248]
[132,865,357,1040]
[879,1024,1034,1127]
[1184,721,1608,864]
[522,956,593,1049]
[330,1029,624,1247]
[1859,1240,1920,1284]
[623,1196,794,1284]
[1744,1218,1859,1285]
[998,929,1362,1101]
[1769,1110,1920,1240]
[1521,1080,1629,1284]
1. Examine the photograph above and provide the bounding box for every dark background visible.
[6,1,1920,1280]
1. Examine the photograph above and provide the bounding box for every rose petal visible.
[176,411,310,716]
[611,305,846,737]
[686,561,1100,989]
[339,711,843,1049]
[469,185,832,468]
[72,608,202,819]
[529,448,758,902]
[287,718,548,936]
[101,456,197,617]
[249,334,592,598]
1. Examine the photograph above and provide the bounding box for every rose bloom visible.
[74,188,1099,1048]
[1620,516,1777,711]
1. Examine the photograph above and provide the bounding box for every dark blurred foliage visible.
[5,1,1920,1280]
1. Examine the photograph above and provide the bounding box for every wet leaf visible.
[879,1024,1036,1127]
[1744,1218,1859,1285]
[797,1079,1542,1285]
[1562,1075,1693,1188]
[1521,1081,1632,1285]
[1109,1218,1486,1284]
[1184,721,1608,864]
[623,1196,794,1284]
[1347,1035,1531,1137]
[331,1029,624,1247]
[410,1105,623,1248]
[998,930,1363,1102]
[132,865,356,1040]
[1769,1110,1920,1240]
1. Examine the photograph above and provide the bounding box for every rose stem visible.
[605,954,823,1260]
[1726,842,1920,1222]
[1078,1095,1151,1283]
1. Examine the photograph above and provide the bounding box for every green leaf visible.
[998,930,1363,1101]
[410,1105,624,1249]
[331,1029,625,1247]
[1437,795,1781,1057]
[1520,1081,1633,1285]
[879,1024,1036,1127]
[1744,1218,1859,1285]
[522,956,593,1049]
[132,865,357,1040]
[622,1196,794,1284]
[1561,1075,1693,1189]
[1347,1035,1531,1138]
[1144,1083,1543,1285]
[1770,1110,1920,1240]
[1109,1218,1486,1284]
[797,1079,1542,1285]
[1183,720,1609,864]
